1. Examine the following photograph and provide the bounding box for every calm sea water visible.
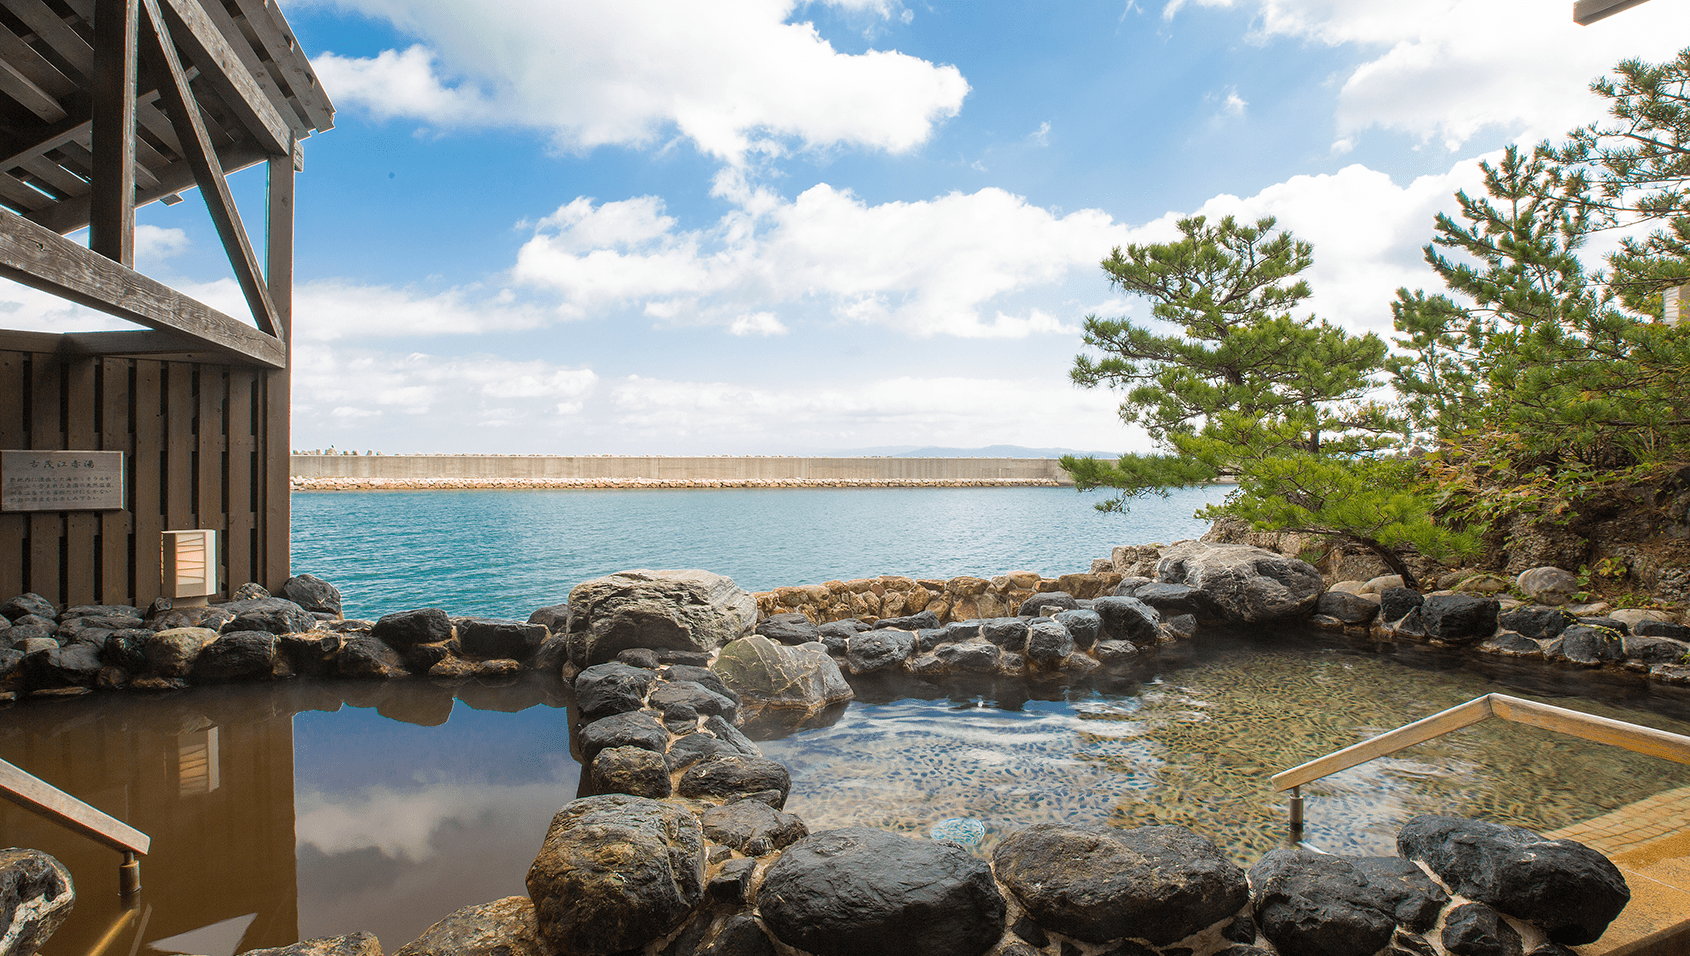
[289,485,1230,620]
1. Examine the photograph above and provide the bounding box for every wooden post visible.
[262,152,294,589]
[90,0,138,266]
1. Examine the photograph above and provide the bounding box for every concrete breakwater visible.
[290,454,1073,490]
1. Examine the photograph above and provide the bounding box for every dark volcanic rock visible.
[458,619,546,661]
[280,631,342,677]
[223,597,317,636]
[1623,633,1690,665]
[934,640,1000,673]
[192,631,278,682]
[980,618,1030,651]
[392,897,542,956]
[677,755,791,807]
[1132,583,1213,618]
[592,745,672,798]
[1556,624,1625,665]
[1379,587,1424,622]
[700,800,808,855]
[874,610,941,631]
[580,710,669,764]
[1092,596,1161,644]
[1317,590,1380,625]
[1442,903,1522,956]
[0,848,75,956]
[1498,606,1576,641]
[650,680,736,719]
[1053,609,1103,649]
[760,827,1005,956]
[1636,620,1690,641]
[338,635,409,679]
[1398,814,1628,945]
[528,603,572,633]
[1019,592,1078,617]
[1249,848,1398,956]
[1025,619,1074,664]
[1,593,55,623]
[372,608,454,650]
[149,605,236,632]
[846,629,915,674]
[22,642,103,688]
[1094,639,1140,666]
[526,794,704,956]
[665,733,741,773]
[1421,595,1500,644]
[756,613,821,645]
[575,662,657,721]
[1155,542,1323,624]
[281,574,344,617]
[994,823,1248,945]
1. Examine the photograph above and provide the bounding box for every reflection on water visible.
[6,634,1690,954]
[0,675,576,956]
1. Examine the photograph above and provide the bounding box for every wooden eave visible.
[0,0,332,368]
[1574,0,1655,23]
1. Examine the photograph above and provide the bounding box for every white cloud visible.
[514,185,1124,338]
[1162,0,1690,149]
[305,0,968,164]
[730,312,787,336]
[1222,88,1247,117]
[293,347,597,427]
[1027,121,1052,147]
[134,224,190,264]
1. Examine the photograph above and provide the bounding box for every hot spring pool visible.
[5,630,1690,955]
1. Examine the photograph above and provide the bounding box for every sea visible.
[288,484,1233,620]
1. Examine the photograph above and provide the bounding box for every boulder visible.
[1024,619,1074,665]
[1442,902,1522,956]
[1421,595,1500,644]
[566,570,756,667]
[528,603,572,633]
[391,897,542,956]
[337,635,410,679]
[980,618,1030,651]
[994,823,1248,945]
[222,597,317,636]
[1516,567,1580,607]
[575,662,658,722]
[699,800,808,856]
[874,610,941,631]
[1637,620,1690,641]
[371,609,454,650]
[279,631,342,677]
[143,627,219,677]
[242,932,383,956]
[1092,596,1162,645]
[526,795,705,956]
[1094,640,1140,666]
[0,594,55,623]
[1622,633,1690,665]
[1497,606,1575,640]
[711,636,851,733]
[846,630,915,674]
[281,574,344,617]
[760,827,1005,956]
[1018,592,1078,617]
[755,613,821,645]
[1156,542,1323,624]
[650,681,736,720]
[20,643,103,688]
[1349,856,1449,932]
[1247,848,1400,956]
[934,641,1000,673]
[0,848,74,956]
[1398,814,1628,945]
[677,755,791,807]
[1316,591,1380,625]
[192,631,279,682]
[1556,625,1625,666]
[1131,583,1213,618]
[1380,587,1424,623]
[580,711,669,764]
[666,734,742,773]
[60,603,141,621]
[703,715,761,757]
[1053,609,1102,649]
[592,746,671,798]
[149,605,236,632]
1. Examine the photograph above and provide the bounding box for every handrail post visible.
[119,851,140,897]
[1288,785,1304,846]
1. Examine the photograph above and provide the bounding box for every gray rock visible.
[760,827,1004,956]
[222,597,317,636]
[1398,815,1628,945]
[243,933,384,956]
[1248,849,1401,956]
[1422,595,1500,644]
[1156,542,1323,624]
[279,631,342,677]
[60,603,140,621]
[457,619,546,661]
[0,594,55,623]
[1019,592,1078,617]
[0,848,74,956]
[575,662,658,722]
[281,574,344,617]
[1132,583,1213,618]
[677,755,791,807]
[1317,590,1380,625]
[1556,625,1625,666]
[846,630,916,673]
[1622,633,1690,665]
[337,635,410,679]
[371,608,454,649]
[391,897,542,956]
[1053,609,1103,649]
[528,603,572,633]
[1094,640,1141,666]
[934,640,1000,673]
[1092,596,1161,644]
[711,636,851,732]
[755,613,820,645]
[1442,903,1522,956]
[566,569,756,667]
[1636,620,1690,641]
[980,618,1030,651]
[1025,619,1074,664]
[1483,632,1545,658]
[526,795,705,956]
[592,745,672,798]
[149,605,236,632]
[192,631,279,682]
[229,583,270,601]
[704,715,761,757]
[666,733,742,773]
[580,711,669,764]
[1497,606,1576,640]
[650,680,736,720]
[1516,567,1579,607]
[21,643,103,688]
[994,823,1248,945]
[1380,587,1424,623]
[874,610,941,631]
[700,800,807,855]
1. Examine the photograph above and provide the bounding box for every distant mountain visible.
[893,444,1120,459]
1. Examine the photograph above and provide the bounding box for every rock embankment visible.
[291,476,1065,491]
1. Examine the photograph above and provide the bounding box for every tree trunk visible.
[1352,535,1420,590]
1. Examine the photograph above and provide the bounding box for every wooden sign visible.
[1,451,126,512]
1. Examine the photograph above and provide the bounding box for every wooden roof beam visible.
[22,139,264,232]
[151,0,289,154]
[0,205,285,367]
[1574,0,1655,23]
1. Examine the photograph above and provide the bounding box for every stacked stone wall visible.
[756,571,1123,625]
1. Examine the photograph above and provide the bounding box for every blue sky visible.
[7,0,1689,455]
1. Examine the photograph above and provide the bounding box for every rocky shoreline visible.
[2,540,1680,956]
[290,476,1067,490]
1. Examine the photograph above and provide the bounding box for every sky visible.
[5,0,1689,455]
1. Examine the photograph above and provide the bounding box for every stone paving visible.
[1550,786,1690,956]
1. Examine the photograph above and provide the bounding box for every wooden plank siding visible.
[0,348,286,608]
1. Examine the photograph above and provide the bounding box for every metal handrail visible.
[0,757,149,895]
[1270,693,1690,845]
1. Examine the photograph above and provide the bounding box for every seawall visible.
[290,455,1075,490]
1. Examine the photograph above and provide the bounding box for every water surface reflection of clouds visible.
[291,698,579,943]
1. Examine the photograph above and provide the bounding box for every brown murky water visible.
[6,633,1690,956]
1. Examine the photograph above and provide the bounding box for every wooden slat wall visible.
[0,349,283,609]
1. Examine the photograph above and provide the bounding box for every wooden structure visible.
[1574,0,1656,23]
[0,0,331,608]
